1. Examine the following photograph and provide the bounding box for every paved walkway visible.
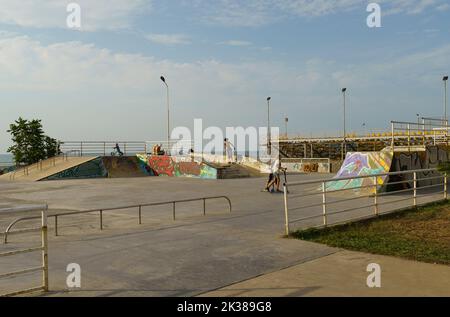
[200,250,450,297]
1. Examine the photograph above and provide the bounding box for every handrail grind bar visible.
[3,196,232,243]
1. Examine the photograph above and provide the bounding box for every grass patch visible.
[292,201,450,265]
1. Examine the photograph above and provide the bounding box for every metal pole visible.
[203,199,206,216]
[413,172,417,207]
[342,89,346,161]
[391,122,395,151]
[444,78,448,124]
[322,182,327,226]
[445,173,448,200]
[283,184,290,236]
[54,216,58,236]
[373,176,378,216]
[138,205,142,225]
[100,210,103,230]
[41,208,49,292]
[267,97,271,155]
[166,84,170,150]
[172,202,176,220]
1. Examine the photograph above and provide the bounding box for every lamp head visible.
[267,97,271,101]
[342,88,347,93]
[444,76,449,81]
[160,76,166,83]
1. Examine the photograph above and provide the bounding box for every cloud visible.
[218,40,253,47]
[189,0,449,27]
[0,33,449,151]
[0,0,150,31]
[145,33,191,45]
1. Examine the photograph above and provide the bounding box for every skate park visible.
[2,117,450,296]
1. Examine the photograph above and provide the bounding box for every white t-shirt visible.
[270,159,279,174]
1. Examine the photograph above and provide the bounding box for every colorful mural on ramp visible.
[326,151,393,193]
[137,154,217,179]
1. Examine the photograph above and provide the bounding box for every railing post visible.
[322,182,327,227]
[100,210,103,230]
[104,142,106,156]
[54,215,58,236]
[391,122,395,152]
[373,176,379,216]
[407,123,411,151]
[413,172,417,207]
[445,173,448,200]
[203,198,206,216]
[138,205,142,224]
[172,202,176,220]
[283,184,290,236]
[80,142,83,157]
[41,208,49,292]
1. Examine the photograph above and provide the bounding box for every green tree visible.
[7,117,60,165]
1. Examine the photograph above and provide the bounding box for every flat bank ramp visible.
[102,156,151,178]
[0,156,99,182]
[326,151,393,192]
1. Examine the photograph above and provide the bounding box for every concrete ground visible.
[0,174,449,296]
[200,250,450,297]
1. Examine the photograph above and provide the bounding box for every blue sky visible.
[0,0,449,152]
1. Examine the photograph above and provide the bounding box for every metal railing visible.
[8,152,75,181]
[0,205,49,297]
[60,141,147,157]
[390,120,449,151]
[3,196,232,243]
[282,168,447,236]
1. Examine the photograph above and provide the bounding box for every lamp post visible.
[341,88,347,160]
[444,76,448,126]
[285,117,289,139]
[267,97,271,155]
[160,76,170,151]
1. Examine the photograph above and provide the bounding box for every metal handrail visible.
[0,205,48,297]
[282,168,448,235]
[8,153,73,180]
[288,168,438,187]
[3,196,232,243]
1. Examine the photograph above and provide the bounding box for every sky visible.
[0,0,449,153]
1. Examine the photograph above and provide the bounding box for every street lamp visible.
[285,117,289,138]
[341,88,347,160]
[160,76,170,151]
[444,76,448,127]
[267,97,271,154]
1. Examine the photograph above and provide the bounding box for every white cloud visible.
[189,0,449,26]
[0,34,449,151]
[145,33,191,45]
[0,0,150,31]
[218,40,253,47]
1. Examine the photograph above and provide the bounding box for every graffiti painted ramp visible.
[102,156,153,178]
[326,151,393,192]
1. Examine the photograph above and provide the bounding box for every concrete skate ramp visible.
[0,156,100,182]
[387,146,450,190]
[138,154,217,179]
[102,156,153,178]
[326,151,393,192]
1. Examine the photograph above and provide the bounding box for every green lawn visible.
[292,201,450,265]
